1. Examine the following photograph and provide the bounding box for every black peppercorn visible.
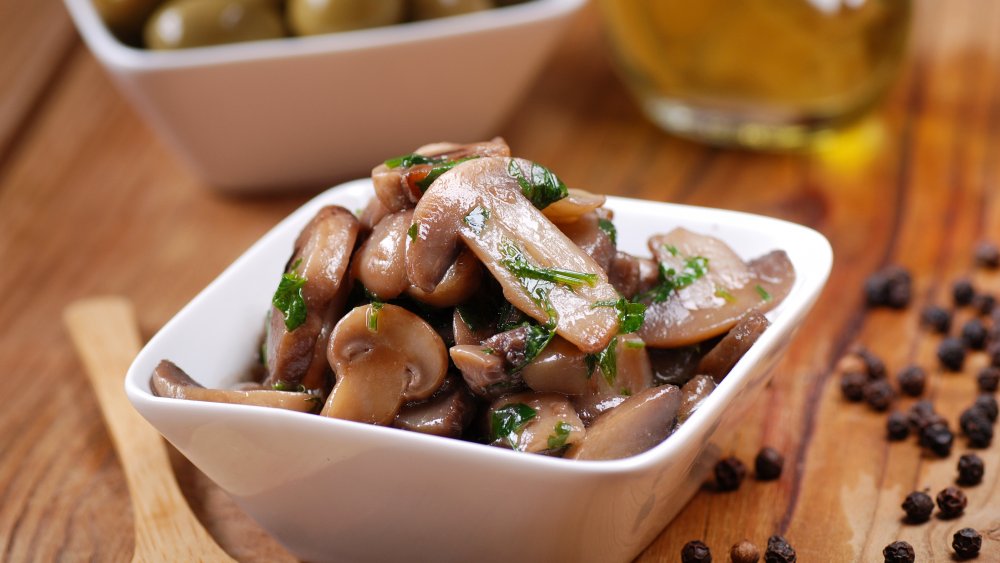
[974,241,1000,268]
[907,400,937,430]
[959,409,993,448]
[896,365,926,396]
[840,371,867,402]
[974,394,998,422]
[957,453,984,486]
[953,278,976,307]
[887,412,910,441]
[952,528,982,559]
[730,540,759,563]
[864,379,895,411]
[920,421,954,457]
[681,540,712,563]
[901,490,934,523]
[864,268,911,309]
[764,535,796,563]
[714,456,747,492]
[978,366,1000,393]
[882,540,915,563]
[937,337,967,371]
[961,318,989,350]
[972,292,995,315]
[755,447,784,481]
[920,305,952,333]
[936,486,967,518]
[856,346,888,379]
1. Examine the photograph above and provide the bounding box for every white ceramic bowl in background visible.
[125,181,832,563]
[61,0,586,193]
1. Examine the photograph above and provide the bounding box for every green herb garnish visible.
[384,153,440,169]
[463,206,490,235]
[714,287,736,303]
[755,284,772,302]
[272,381,307,392]
[623,339,646,350]
[414,156,479,192]
[586,336,618,386]
[366,301,384,332]
[597,218,617,246]
[500,241,597,289]
[517,324,555,371]
[664,244,679,256]
[593,297,646,333]
[507,159,568,209]
[491,403,538,450]
[407,222,419,241]
[547,421,573,450]
[482,347,495,355]
[272,259,307,331]
[634,255,710,304]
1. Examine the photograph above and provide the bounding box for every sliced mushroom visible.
[648,344,709,387]
[449,345,520,399]
[405,248,483,308]
[321,303,447,425]
[353,209,413,300]
[265,206,359,391]
[541,188,606,224]
[520,336,591,396]
[607,251,660,299]
[151,360,319,413]
[557,211,616,272]
[393,377,475,438]
[371,137,510,211]
[488,392,585,454]
[637,228,794,347]
[358,196,391,231]
[676,374,716,425]
[570,334,654,425]
[565,384,681,461]
[452,307,494,346]
[697,310,770,382]
[407,157,620,353]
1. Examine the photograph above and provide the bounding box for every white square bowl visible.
[125,180,832,563]
[61,0,586,193]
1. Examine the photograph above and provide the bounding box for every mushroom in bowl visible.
[127,142,831,562]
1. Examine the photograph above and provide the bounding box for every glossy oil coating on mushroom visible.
[151,139,796,462]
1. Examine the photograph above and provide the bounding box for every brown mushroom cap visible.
[565,384,681,461]
[321,303,447,425]
[405,248,483,308]
[407,156,620,353]
[151,360,319,413]
[637,228,794,348]
[353,209,413,301]
[264,205,359,391]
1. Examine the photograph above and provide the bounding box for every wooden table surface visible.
[3,1,999,561]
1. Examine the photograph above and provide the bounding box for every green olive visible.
[287,0,406,36]
[144,0,285,50]
[411,0,493,21]
[92,0,164,44]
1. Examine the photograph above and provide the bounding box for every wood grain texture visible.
[0,1,998,561]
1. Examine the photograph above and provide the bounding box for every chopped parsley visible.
[634,255,710,304]
[547,421,573,450]
[714,287,736,303]
[272,381,307,392]
[383,153,440,169]
[407,222,419,241]
[272,259,307,331]
[756,284,772,302]
[366,301,384,332]
[414,156,479,192]
[586,336,618,386]
[515,324,555,371]
[507,159,568,209]
[597,218,617,246]
[500,240,597,289]
[463,206,490,235]
[623,339,646,350]
[491,403,538,450]
[664,244,679,257]
[593,297,646,333]
[481,347,495,355]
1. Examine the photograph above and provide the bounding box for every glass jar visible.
[598,0,912,149]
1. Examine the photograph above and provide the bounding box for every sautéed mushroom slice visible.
[151,360,319,413]
[487,392,585,454]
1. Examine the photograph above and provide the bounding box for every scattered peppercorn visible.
[936,486,967,518]
[974,394,998,421]
[864,379,895,411]
[937,337,967,371]
[681,540,712,563]
[978,366,1000,393]
[907,400,937,430]
[882,540,915,563]
[901,490,934,523]
[953,278,976,307]
[865,266,912,309]
[920,421,954,457]
[920,305,953,333]
[764,535,796,563]
[755,447,784,481]
[730,540,760,563]
[896,365,927,396]
[961,318,989,350]
[840,371,867,402]
[959,408,994,448]
[952,528,982,559]
[989,342,1000,368]
[887,412,910,441]
[856,346,888,379]
[714,456,747,492]
[957,453,985,486]
[972,292,995,315]
[974,240,1000,269]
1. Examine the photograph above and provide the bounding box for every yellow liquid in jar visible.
[599,0,911,148]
